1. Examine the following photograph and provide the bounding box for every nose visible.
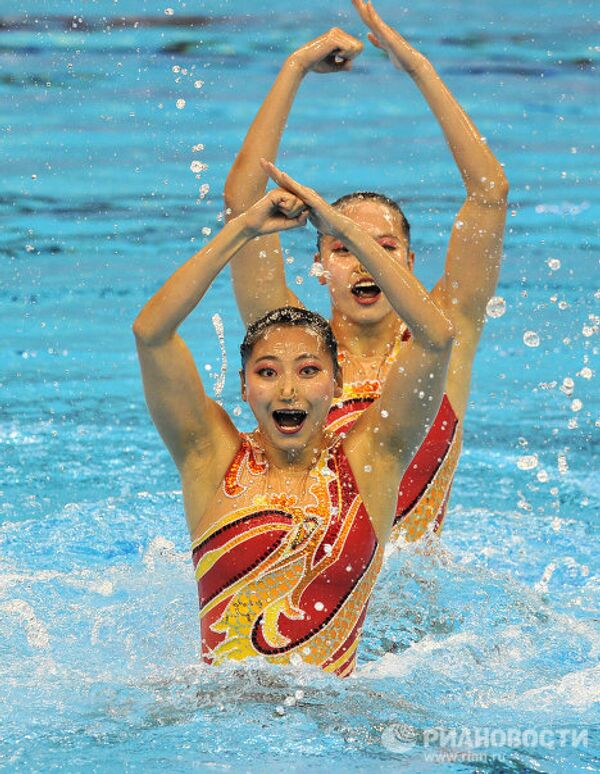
[279,374,297,402]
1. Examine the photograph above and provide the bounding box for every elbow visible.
[223,158,253,217]
[427,317,456,352]
[437,319,456,351]
[132,316,150,344]
[132,316,168,347]
[223,181,242,218]
[470,169,510,206]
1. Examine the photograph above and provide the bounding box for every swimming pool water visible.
[1,1,598,771]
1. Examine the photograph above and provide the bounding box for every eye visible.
[256,366,277,378]
[379,240,399,251]
[300,364,321,376]
[331,242,350,255]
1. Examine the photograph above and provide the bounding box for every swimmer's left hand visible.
[261,159,351,239]
[351,0,428,75]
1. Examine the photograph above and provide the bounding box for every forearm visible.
[133,218,251,345]
[343,223,454,349]
[224,59,305,213]
[410,57,508,201]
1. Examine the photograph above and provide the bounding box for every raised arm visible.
[133,189,309,491]
[224,29,363,325]
[264,162,454,543]
[353,0,508,416]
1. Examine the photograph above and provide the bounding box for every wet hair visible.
[316,191,411,252]
[240,306,340,378]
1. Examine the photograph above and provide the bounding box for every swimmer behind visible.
[225,1,509,542]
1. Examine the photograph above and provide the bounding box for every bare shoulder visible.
[341,425,405,545]
[178,401,242,537]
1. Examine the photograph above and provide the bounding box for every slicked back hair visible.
[316,191,411,253]
[240,306,340,378]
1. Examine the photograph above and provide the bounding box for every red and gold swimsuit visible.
[327,332,463,543]
[191,434,384,677]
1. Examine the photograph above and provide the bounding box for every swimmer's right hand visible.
[287,28,364,75]
[237,189,309,237]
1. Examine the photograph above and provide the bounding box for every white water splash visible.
[1,599,49,649]
[211,313,227,402]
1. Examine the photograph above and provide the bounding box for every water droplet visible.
[537,470,549,483]
[517,454,538,470]
[323,543,333,555]
[194,80,204,89]
[571,398,582,412]
[202,227,211,236]
[486,296,506,319]
[557,453,568,474]
[176,99,186,109]
[546,258,561,270]
[190,160,207,173]
[275,706,285,716]
[164,7,174,15]
[380,409,389,418]
[309,262,325,278]
[578,367,593,379]
[295,275,303,285]
[192,143,205,152]
[363,465,372,473]
[523,331,540,348]
[198,184,210,199]
[558,301,568,310]
[567,418,578,429]
[314,601,324,611]
[560,377,574,396]
[172,65,180,73]
[582,325,595,337]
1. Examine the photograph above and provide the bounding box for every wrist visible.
[284,53,310,79]
[224,213,257,242]
[408,53,433,81]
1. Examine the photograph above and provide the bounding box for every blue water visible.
[1,0,598,771]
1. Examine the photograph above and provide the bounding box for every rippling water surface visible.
[1,0,598,771]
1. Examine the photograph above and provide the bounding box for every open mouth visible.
[351,278,382,304]
[272,409,308,435]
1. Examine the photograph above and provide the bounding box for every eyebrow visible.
[331,233,399,242]
[253,353,322,364]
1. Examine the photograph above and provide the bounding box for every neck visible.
[256,429,326,473]
[331,310,403,358]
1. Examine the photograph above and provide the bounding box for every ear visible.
[239,369,247,402]
[407,250,415,272]
[333,369,343,398]
[313,253,327,285]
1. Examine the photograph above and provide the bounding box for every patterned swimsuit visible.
[191,434,384,677]
[327,332,462,542]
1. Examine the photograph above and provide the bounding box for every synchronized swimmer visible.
[225,0,508,542]
[134,1,508,676]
